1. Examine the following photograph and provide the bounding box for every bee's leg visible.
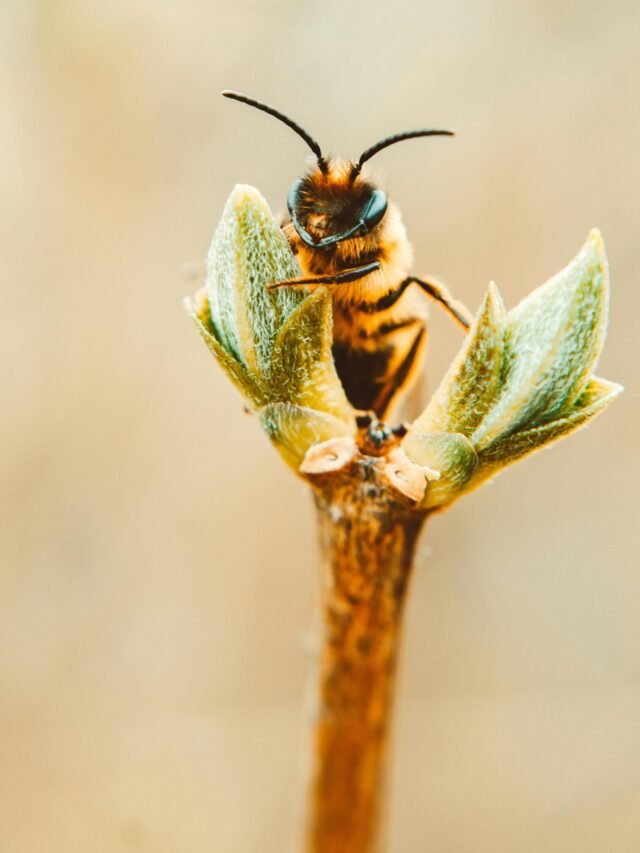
[266,261,380,290]
[404,276,473,330]
[369,276,472,330]
[375,323,427,418]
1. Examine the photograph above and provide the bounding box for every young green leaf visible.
[403,431,479,508]
[472,230,609,450]
[260,403,355,470]
[185,289,266,406]
[270,289,353,422]
[413,282,505,435]
[206,184,305,376]
[476,376,622,472]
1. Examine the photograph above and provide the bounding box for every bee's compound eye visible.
[363,189,387,230]
[287,179,304,215]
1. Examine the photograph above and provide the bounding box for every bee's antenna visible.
[351,128,455,179]
[222,90,328,173]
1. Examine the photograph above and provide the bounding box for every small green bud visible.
[186,185,353,468]
[403,432,478,509]
[185,288,267,405]
[205,184,303,374]
[475,376,622,477]
[260,403,354,470]
[406,230,621,508]
[413,281,505,437]
[472,229,610,449]
[270,289,353,422]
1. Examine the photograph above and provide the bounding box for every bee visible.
[223,90,473,418]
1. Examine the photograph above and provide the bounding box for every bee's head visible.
[222,90,454,249]
[287,161,388,249]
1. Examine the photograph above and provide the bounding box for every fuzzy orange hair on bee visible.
[222,90,473,418]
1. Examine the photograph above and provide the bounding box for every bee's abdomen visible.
[332,340,395,413]
[332,275,428,343]
[332,318,427,416]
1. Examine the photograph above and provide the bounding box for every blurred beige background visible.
[2,1,639,850]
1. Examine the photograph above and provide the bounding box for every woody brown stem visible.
[305,458,427,853]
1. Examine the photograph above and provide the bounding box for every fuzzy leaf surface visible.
[476,376,622,472]
[185,290,266,405]
[260,403,355,470]
[472,230,609,450]
[414,282,505,435]
[205,185,304,376]
[270,289,352,422]
[403,431,479,508]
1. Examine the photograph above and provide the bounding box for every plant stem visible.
[305,458,427,853]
